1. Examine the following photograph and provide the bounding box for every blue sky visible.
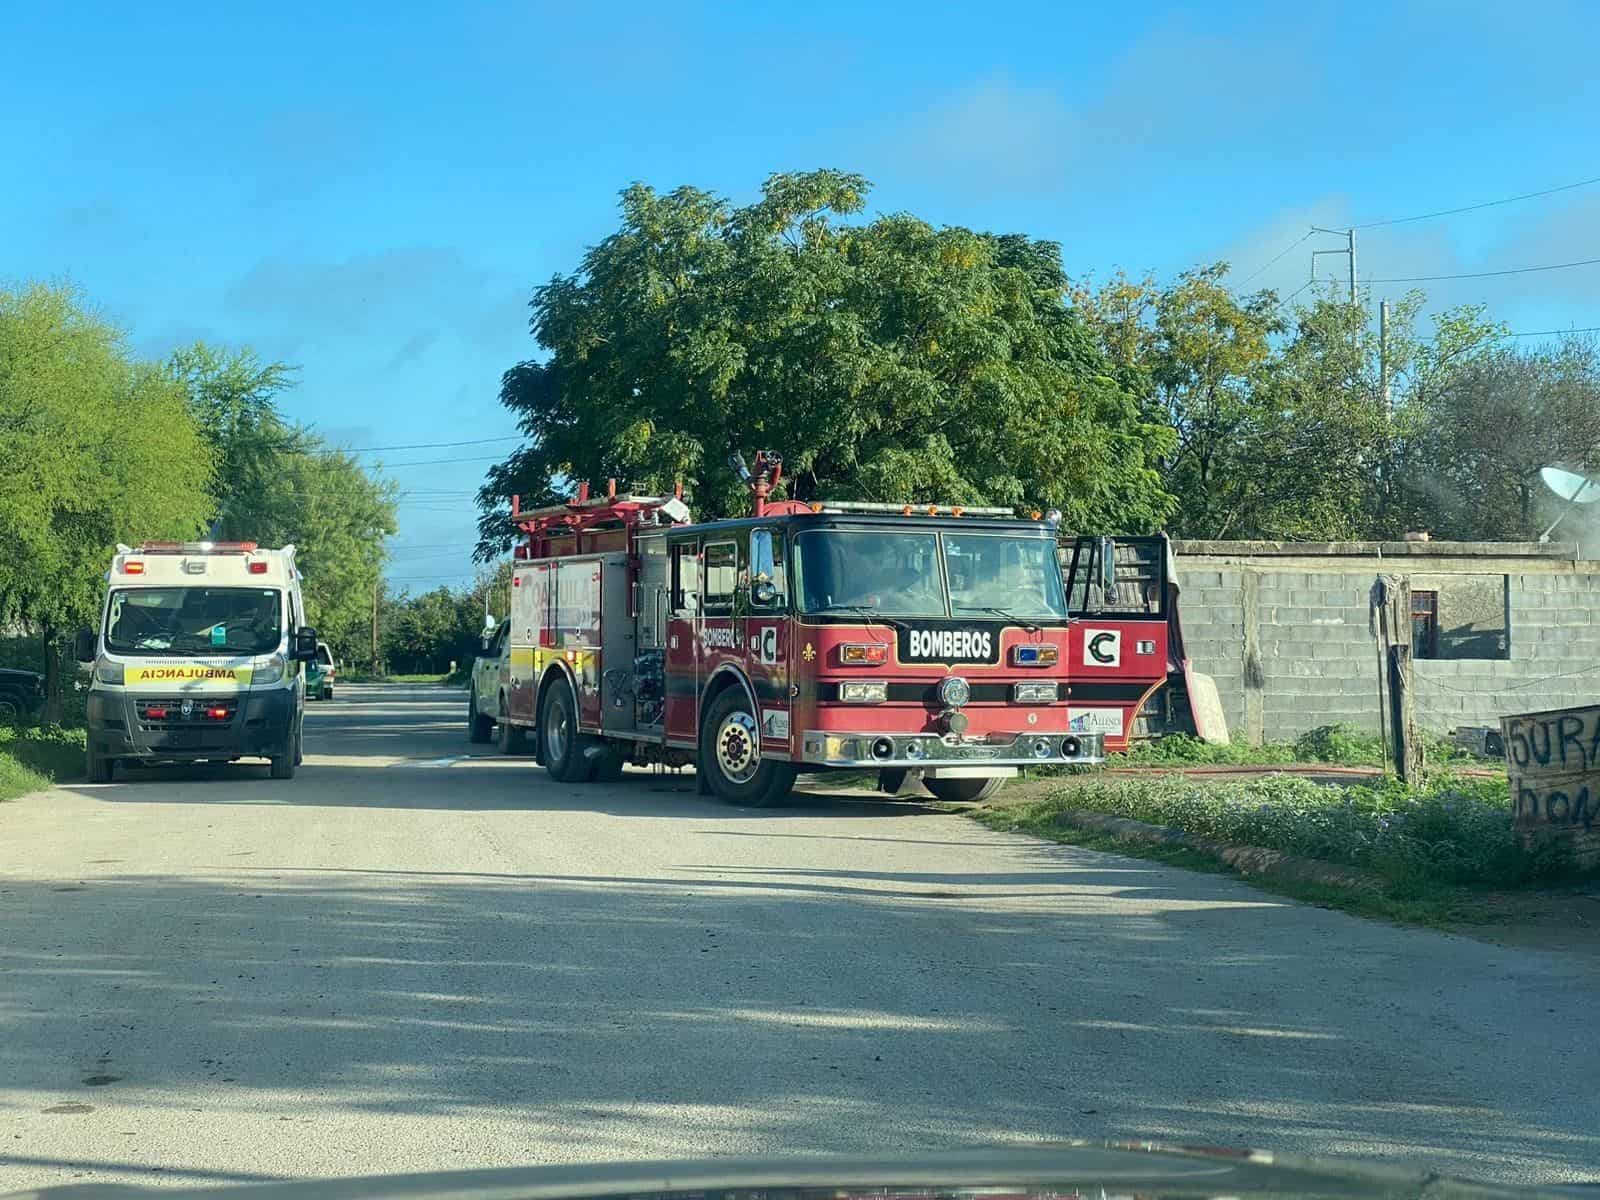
[6,0,1600,591]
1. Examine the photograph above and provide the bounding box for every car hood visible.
[4,1145,1591,1200]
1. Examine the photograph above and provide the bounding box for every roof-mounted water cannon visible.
[730,450,785,517]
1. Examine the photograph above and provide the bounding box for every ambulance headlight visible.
[255,654,286,686]
[93,658,124,685]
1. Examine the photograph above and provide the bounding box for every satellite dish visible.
[1537,465,1600,542]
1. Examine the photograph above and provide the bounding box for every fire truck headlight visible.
[839,681,887,704]
[1012,681,1058,703]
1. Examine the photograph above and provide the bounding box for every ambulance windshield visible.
[794,529,1067,620]
[105,588,284,656]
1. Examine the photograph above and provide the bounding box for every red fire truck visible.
[493,453,1173,806]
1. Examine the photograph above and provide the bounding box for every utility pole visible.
[371,579,380,673]
[1380,299,1391,412]
[1311,227,1359,306]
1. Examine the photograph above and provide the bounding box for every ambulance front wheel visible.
[699,687,796,807]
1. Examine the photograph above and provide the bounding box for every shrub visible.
[1036,773,1566,887]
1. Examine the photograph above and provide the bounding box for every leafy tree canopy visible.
[163,343,398,658]
[478,171,1175,553]
[0,284,215,715]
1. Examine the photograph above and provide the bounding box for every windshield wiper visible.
[812,604,910,633]
[956,605,1044,632]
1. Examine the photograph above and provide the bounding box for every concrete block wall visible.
[1172,542,1600,744]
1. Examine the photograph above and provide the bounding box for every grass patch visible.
[1118,723,1488,769]
[975,772,1582,926]
[0,723,86,800]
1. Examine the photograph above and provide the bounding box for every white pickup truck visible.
[466,619,511,749]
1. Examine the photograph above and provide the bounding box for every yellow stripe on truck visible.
[125,665,254,688]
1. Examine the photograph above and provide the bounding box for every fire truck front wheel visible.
[699,687,796,807]
[923,775,1006,803]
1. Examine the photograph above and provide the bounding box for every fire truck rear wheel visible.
[923,776,1005,803]
[540,678,593,782]
[699,687,796,807]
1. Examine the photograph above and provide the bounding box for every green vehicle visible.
[305,642,337,700]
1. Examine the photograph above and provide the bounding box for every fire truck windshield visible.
[794,528,1068,620]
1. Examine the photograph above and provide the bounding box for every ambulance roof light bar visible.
[134,540,260,554]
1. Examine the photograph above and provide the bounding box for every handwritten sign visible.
[1501,703,1600,869]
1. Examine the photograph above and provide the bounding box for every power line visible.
[1364,255,1600,284]
[371,454,507,468]
[332,435,523,455]
[1501,325,1600,339]
[1237,230,1315,286]
[1352,173,1600,230]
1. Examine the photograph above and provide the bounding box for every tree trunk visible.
[41,623,63,725]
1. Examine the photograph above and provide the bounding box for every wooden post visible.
[1385,576,1422,784]
[1388,643,1422,784]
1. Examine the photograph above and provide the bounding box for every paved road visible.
[2,685,1597,1190]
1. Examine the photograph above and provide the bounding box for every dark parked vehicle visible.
[0,668,45,721]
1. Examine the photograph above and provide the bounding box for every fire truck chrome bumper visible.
[800,730,1105,768]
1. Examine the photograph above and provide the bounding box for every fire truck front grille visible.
[817,682,1062,704]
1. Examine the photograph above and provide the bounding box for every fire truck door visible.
[663,540,700,745]
[697,538,740,707]
[745,527,791,753]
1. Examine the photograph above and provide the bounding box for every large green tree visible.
[164,343,398,660]
[1072,268,1509,540]
[1410,336,1600,539]
[0,285,215,717]
[477,171,1174,551]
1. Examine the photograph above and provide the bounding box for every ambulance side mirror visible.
[74,628,97,663]
[293,628,319,663]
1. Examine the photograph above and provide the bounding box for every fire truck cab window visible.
[703,541,738,612]
[749,529,786,608]
[671,543,700,615]
[794,530,943,617]
[945,533,1068,619]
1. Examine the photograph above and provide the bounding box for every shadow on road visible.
[3,858,1595,1182]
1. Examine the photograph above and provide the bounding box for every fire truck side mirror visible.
[1098,536,1119,603]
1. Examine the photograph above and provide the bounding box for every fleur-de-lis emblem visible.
[802,642,816,662]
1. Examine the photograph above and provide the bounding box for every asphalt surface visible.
[2,684,1597,1190]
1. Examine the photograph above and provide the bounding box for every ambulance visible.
[76,541,320,783]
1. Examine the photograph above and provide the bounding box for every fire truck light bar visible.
[1011,644,1060,666]
[839,643,888,666]
[810,501,1017,517]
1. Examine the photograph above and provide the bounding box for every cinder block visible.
[1196,587,1239,607]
